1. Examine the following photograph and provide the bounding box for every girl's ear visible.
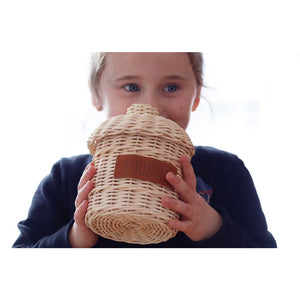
[192,86,201,112]
[92,96,103,111]
[192,98,200,112]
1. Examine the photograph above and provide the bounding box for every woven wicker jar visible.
[85,104,195,245]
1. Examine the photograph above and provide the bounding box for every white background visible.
[1,1,300,300]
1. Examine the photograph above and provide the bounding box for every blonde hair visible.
[89,52,203,101]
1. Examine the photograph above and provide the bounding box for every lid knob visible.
[126,104,159,116]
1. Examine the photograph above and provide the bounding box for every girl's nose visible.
[140,92,164,116]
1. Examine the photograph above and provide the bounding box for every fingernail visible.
[162,197,170,205]
[84,180,93,189]
[166,172,175,180]
[87,165,96,174]
[182,154,190,161]
[169,220,176,228]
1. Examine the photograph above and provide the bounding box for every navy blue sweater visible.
[13,146,276,248]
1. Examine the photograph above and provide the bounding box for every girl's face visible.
[95,53,201,130]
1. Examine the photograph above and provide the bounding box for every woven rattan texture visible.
[85,104,195,244]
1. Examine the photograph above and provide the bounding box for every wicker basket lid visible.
[87,104,195,157]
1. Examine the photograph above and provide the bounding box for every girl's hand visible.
[69,161,99,248]
[162,155,223,242]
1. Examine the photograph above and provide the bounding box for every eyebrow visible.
[116,75,140,81]
[163,75,187,81]
[115,75,187,81]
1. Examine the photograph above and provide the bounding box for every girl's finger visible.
[75,180,95,208]
[168,218,193,234]
[82,161,94,176]
[181,155,196,190]
[161,197,193,219]
[165,172,194,204]
[74,200,88,226]
[77,164,96,191]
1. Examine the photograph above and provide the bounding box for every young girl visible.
[13,52,276,248]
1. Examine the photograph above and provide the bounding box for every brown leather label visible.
[114,154,177,190]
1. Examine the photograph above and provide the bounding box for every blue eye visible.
[164,84,178,92]
[124,84,140,92]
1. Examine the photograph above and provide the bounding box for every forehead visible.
[104,52,194,78]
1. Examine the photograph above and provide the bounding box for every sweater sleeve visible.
[12,156,89,248]
[196,157,277,248]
